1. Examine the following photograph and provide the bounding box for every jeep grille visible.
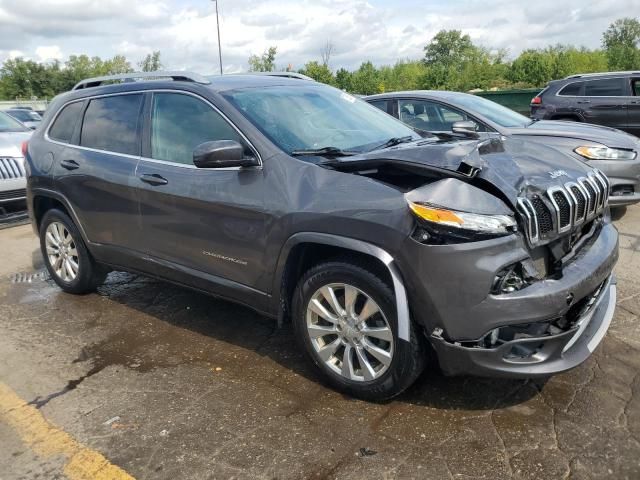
[517,169,609,245]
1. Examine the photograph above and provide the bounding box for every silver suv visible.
[0,112,31,211]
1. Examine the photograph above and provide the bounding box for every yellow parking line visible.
[0,381,135,480]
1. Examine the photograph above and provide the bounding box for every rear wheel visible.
[292,261,425,401]
[39,209,106,294]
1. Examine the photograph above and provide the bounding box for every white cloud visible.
[0,0,635,73]
[35,45,63,61]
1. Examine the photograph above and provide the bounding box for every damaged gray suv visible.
[24,72,619,400]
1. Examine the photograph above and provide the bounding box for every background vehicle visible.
[4,108,42,130]
[367,90,640,207]
[530,71,640,136]
[0,112,31,213]
[25,72,618,400]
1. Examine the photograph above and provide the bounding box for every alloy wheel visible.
[305,283,394,382]
[45,222,79,282]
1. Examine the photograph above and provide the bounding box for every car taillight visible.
[531,96,542,105]
[21,141,28,157]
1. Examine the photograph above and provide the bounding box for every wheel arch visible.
[272,233,410,342]
[31,189,90,244]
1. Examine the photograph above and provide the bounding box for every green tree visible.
[602,17,640,70]
[299,61,335,85]
[424,30,475,68]
[248,47,278,72]
[508,49,554,86]
[335,68,353,91]
[350,61,380,95]
[139,51,163,72]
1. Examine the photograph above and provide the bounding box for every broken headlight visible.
[408,201,517,244]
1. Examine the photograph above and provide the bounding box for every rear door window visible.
[584,78,625,97]
[80,94,143,155]
[48,101,84,143]
[558,82,583,96]
[150,92,245,165]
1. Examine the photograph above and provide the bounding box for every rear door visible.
[49,93,143,252]
[136,90,267,296]
[580,78,627,129]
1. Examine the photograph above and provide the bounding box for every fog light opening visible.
[492,263,529,294]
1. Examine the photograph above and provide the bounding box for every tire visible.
[39,209,106,294]
[292,260,425,401]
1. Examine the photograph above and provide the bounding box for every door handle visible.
[139,173,168,186]
[60,159,80,170]
[576,100,590,104]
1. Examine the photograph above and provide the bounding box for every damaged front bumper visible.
[431,275,617,377]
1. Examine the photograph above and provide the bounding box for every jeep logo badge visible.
[549,170,569,179]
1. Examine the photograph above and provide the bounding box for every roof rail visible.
[242,72,315,81]
[72,71,210,90]
[565,70,640,79]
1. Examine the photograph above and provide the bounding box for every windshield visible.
[224,85,419,154]
[0,111,30,132]
[449,94,532,128]
[9,110,41,122]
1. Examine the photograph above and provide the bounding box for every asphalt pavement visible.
[0,206,639,479]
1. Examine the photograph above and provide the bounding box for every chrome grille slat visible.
[0,158,26,180]
[519,169,608,246]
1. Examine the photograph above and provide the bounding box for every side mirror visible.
[193,140,259,169]
[451,120,479,139]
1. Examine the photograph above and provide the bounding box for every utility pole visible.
[212,0,223,75]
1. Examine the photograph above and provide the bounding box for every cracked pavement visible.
[0,206,639,479]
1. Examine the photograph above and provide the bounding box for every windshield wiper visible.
[290,147,357,157]
[368,135,415,152]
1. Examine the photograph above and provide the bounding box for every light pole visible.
[212,0,223,75]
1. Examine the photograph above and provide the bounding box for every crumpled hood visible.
[0,131,32,157]
[330,136,596,208]
[510,120,640,150]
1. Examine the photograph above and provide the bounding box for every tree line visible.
[1,17,639,101]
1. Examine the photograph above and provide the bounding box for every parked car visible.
[0,112,31,210]
[25,72,618,400]
[530,71,640,136]
[5,108,42,130]
[366,91,640,207]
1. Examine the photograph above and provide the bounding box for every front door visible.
[136,91,268,299]
[625,77,640,136]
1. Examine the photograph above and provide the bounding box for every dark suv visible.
[25,72,619,400]
[531,71,640,136]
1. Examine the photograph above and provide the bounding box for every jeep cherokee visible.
[24,72,619,400]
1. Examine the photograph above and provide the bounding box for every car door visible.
[50,93,143,253]
[395,99,489,136]
[135,90,268,298]
[626,77,640,136]
[580,78,627,129]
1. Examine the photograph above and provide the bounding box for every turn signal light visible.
[21,141,28,157]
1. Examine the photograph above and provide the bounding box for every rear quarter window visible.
[558,82,583,96]
[80,94,143,155]
[48,101,84,143]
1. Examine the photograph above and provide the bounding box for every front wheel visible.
[39,209,106,294]
[292,261,425,401]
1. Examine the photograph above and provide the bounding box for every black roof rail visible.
[72,71,210,90]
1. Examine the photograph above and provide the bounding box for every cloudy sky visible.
[0,0,635,74]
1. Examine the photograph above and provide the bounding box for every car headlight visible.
[574,146,637,160]
[408,201,517,244]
